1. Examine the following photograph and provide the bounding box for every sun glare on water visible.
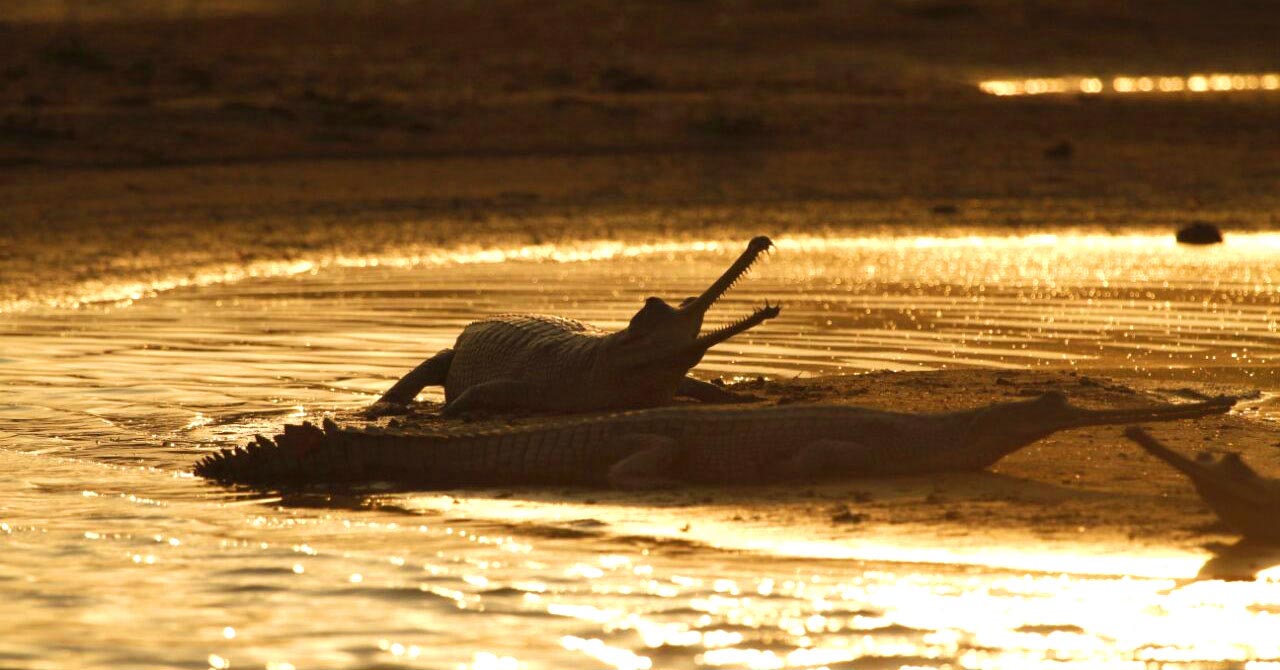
[980,72,1280,96]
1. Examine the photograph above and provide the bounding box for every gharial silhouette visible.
[197,391,1234,489]
[366,236,779,418]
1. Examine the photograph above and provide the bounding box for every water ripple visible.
[4,232,1280,668]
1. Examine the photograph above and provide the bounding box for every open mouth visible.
[685,235,779,349]
[694,300,781,350]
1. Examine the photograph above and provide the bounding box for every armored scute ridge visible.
[196,392,1235,490]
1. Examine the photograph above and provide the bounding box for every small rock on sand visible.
[830,506,868,524]
[1043,140,1074,160]
[1176,222,1223,245]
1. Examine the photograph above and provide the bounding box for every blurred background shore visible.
[3,0,1279,304]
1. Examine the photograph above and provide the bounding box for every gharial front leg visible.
[676,377,763,404]
[366,348,455,418]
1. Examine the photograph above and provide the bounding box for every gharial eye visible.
[1036,390,1068,407]
[629,297,675,330]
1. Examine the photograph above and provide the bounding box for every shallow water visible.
[4,231,1280,669]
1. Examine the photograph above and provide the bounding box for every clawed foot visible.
[363,400,411,419]
[717,390,765,404]
[699,385,765,404]
[439,401,479,420]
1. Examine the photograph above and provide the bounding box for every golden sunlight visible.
[980,72,1280,96]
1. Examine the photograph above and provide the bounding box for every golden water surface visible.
[3,231,1280,669]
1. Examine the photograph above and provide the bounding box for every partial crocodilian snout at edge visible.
[1124,425,1280,541]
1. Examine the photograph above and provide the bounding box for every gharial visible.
[196,391,1235,489]
[365,236,779,418]
[1124,427,1280,542]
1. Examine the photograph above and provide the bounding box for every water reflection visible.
[13,231,1280,451]
[1198,541,1280,581]
[4,231,1280,668]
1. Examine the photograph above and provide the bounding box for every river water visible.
[3,231,1280,669]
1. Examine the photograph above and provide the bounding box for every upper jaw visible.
[679,236,774,317]
[678,235,778,354]
[615,237,779,369]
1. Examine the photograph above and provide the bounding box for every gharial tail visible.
[194,416,610,489]
[195,420,406,486]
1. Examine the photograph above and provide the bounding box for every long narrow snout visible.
[680,236,774,318]
[672,236,779,357]
[1058,395,1236,429]
[954,393,1238,475]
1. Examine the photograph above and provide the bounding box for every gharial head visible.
[609,236,780,371]
[947,390,1236,471]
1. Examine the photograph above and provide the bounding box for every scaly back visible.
[445,314,609,399]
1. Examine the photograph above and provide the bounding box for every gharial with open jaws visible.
[366,236,780,418]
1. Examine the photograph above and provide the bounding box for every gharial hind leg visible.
[777,439,877,481]
[365,348,455,417]
[607,434,682,489]
[440,378,533,418]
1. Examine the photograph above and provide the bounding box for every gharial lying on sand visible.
[1125,427,1280,542]
[195,391,1234,489]
[366,236,779,418]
